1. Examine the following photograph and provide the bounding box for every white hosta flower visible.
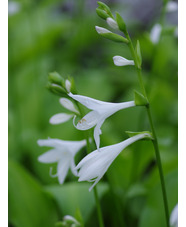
[170,204,178,227]
[106,17,119,29]
[150,24,162,44]
[76,133,150,191]
[113,56,135,66]
[68,92,135,150]
[166,1,178,13]
[95,26,112,34]
[49,98,79,125]
[37,138,86,184]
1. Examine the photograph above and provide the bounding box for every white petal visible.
[166,1,178,13]
[170,204,178,227]
[150,24,162,44]
[57,158,70,184]
[59,98,79,114]
[95,26,112,34]
[113,56,135,66]
[63,215,80,225]
[49,113,73,124]
[73,111,99,130]
[106,17,119,29]
[94,119,105,150]
[38,149,62,163]
[65,79,71,92]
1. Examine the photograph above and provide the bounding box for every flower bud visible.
[135,40,142,68]
[97,1,114,18]
[96,8,109,20]
[48,72,64,86]
[106,17,119,30]
[95,26,128,43]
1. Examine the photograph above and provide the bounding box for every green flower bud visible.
[47,82,67,96]
[48,72,64,86]
[97,1,114,18]
[95,26,128,43]
[96,8,109,20]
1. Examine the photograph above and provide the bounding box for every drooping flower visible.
[106,17,119,29]
[170,204,178,227]
[49,98,79,125]
[76,133,151,191]
[150,23,162,44]
[68,92,135,150]
[37,138,86,184]
[113,55,135,66]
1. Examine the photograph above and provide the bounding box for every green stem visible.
[125,32,170,227]
[75,100,105,227]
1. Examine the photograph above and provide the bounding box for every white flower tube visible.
[68,92,135,150]
[76,133,151,191]
[170,204,178,227]
[37,138,86,184]
[113,56,135,66]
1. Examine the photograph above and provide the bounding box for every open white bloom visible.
[49,98,79,125]
[170,204,178,227]
[106,17,119,29]
[95,26,112,34]
[113,56,135,66]
[150,24,162,44]
[76,133,150,191]
[68,92,135,150]
[37,138,86,184]
[166,1,178,13]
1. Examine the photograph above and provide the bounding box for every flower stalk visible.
[125,30,170,227]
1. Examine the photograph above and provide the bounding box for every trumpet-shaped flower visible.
[37,138,86,184]
[170,204,178,227]
[49,98,79,125]
[68,92,135,150]
[76,133,150,191]
[113,55,135,66]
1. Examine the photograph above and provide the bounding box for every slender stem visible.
[75,100,105,227]
[125,32,170,227]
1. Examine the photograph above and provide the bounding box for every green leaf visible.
[45,182,108,223]
[9,160,58,227]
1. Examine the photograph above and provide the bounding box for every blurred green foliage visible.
[9,0,177,226]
